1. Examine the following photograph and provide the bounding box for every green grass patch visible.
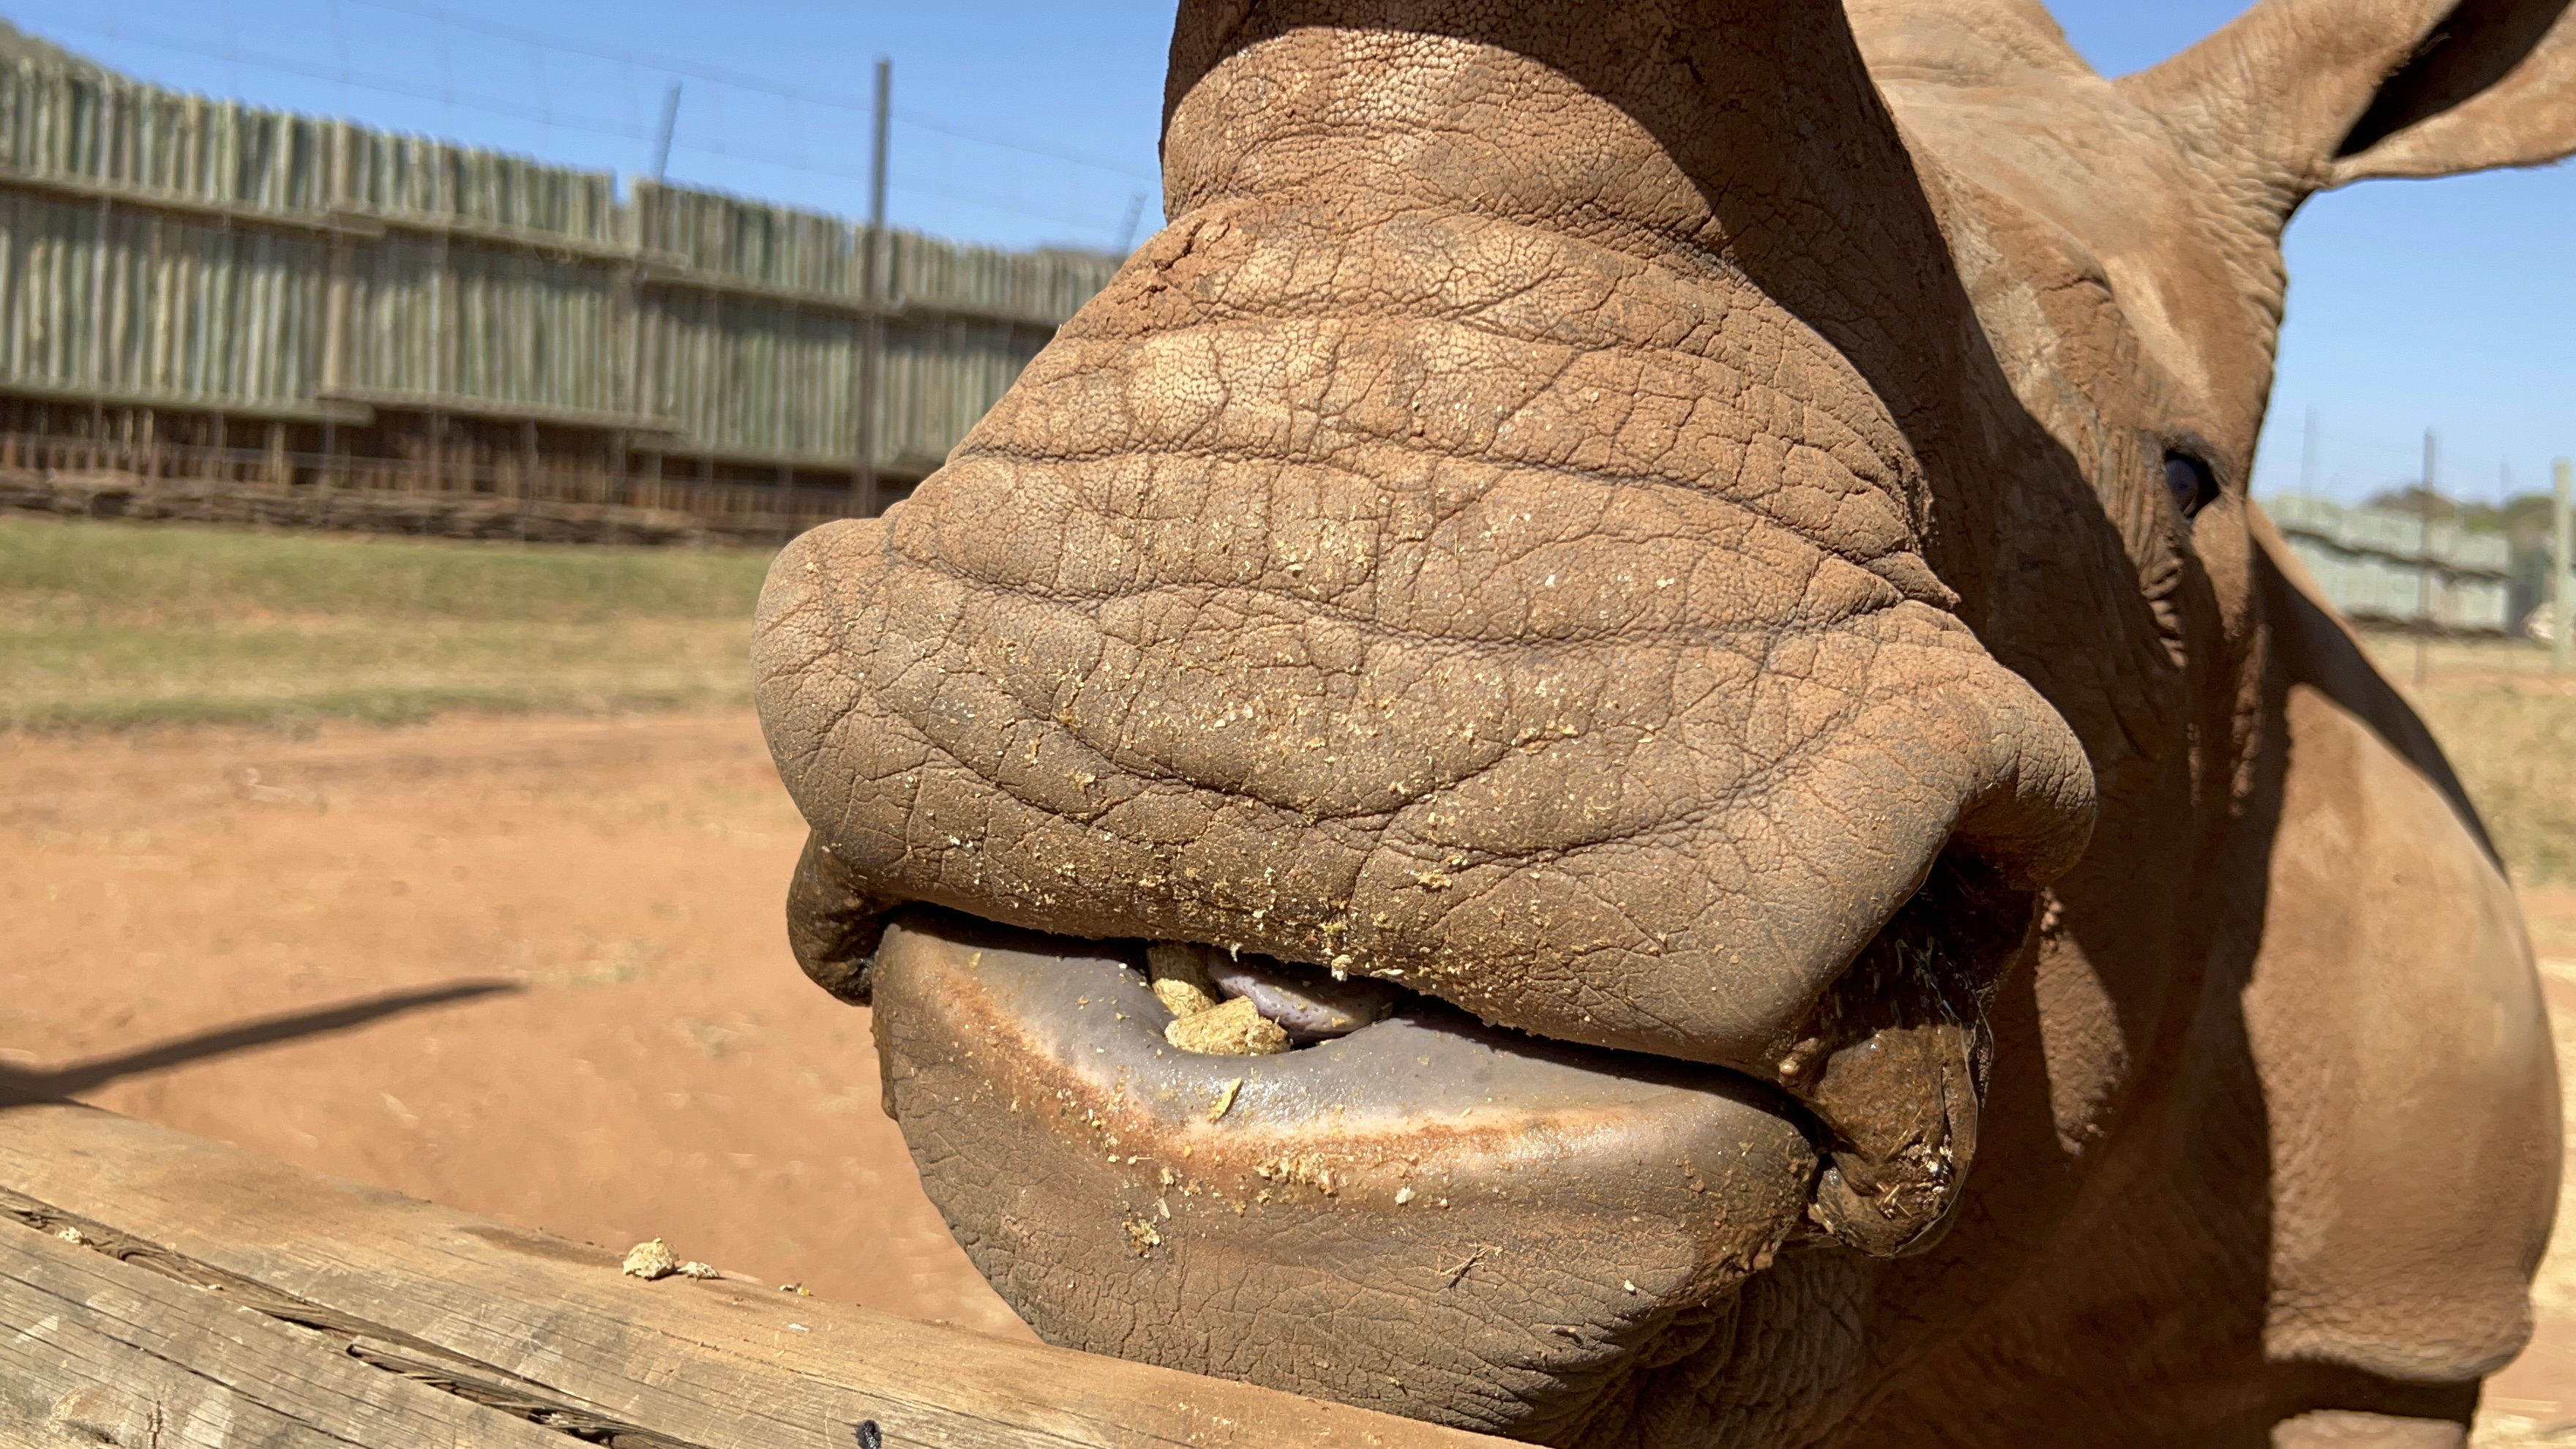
[0,515,777,731]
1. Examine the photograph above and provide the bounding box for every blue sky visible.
[20,1,2573,504]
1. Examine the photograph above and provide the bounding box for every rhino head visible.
[755,2,2574,1442]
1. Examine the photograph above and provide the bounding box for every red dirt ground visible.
[0,711,1027,1339]
[6,711,2574,1434]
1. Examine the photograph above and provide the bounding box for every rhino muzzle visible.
[753,1,2098,1439]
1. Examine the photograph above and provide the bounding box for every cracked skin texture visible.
[755,2,2576,1446]
[758,7,2097,1077]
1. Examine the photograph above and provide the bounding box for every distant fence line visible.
[2269,494,2514,634]
[0,57,1125,528]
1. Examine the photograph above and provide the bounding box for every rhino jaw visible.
[869,909,1821,1439]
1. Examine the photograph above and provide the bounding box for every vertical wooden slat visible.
[0,58,1128,521]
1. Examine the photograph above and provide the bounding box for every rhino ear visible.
[2125,0,2576,198]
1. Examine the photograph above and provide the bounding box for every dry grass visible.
[0,515,775,731]
[11,517,2575,888]
[2356,632,2576,885]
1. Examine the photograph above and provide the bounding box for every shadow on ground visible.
[0,982,518,1107]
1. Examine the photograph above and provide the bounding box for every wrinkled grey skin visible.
[755,3,2572,1445]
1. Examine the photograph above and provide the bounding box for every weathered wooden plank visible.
[0,1104,1495,1449]
[312,385,678,436]
[0,374,368,424]
[0,56,1117,511]
[637,261,1071,331]
[0,165,381,239]
[0,1213,566,1447]
[328,209,651,269]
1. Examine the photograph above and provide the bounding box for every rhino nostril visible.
[785,831,893,1006]
[1776,853,2035,1257]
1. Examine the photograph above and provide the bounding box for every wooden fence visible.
[1,1102,1498,1449]
[0,57,1127,533]
[2269,494,2516,633]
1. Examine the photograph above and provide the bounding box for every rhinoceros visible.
[752,2,2571,1443]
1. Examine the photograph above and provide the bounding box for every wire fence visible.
[0,49,1128,536]
[0,422,853,521]
[2262,412,2561,510]
[12,1,1161,252]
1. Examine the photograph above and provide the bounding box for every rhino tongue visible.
[1205,951,1404,1042]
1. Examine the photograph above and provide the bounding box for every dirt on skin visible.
[10,708,2576,1426]
[0,710,1029,1339]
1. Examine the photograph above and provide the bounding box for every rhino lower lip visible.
[871,907,1815,1142]
[867,907,1827,1339]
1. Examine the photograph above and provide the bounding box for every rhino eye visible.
[2164,451,2218,520]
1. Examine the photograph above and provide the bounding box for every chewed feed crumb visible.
[1164,996,1289,1056]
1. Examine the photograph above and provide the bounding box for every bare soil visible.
[10,707,2576,1433]
[0,710,1027,1338]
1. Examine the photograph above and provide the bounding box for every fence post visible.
[651,83,681,182]
[2416,428,2435,687]
[323,214,349,489]
[91,93,113,465]
[2556,457,2572,676]
[629,182,662,512]
[854,58,890,519]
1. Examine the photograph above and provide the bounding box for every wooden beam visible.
[0,378,371,427]
[638,263,1070,332]
[0,1104,1501,1449]
[639,437,940,481]
[0,165,383,240]
[329,207,664,269]
[315,386,683,438]
[0,173,656,274]
[0,171,1068,333]
[0,1210,568,1447]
